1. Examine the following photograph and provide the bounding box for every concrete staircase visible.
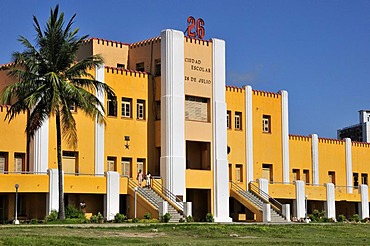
[135,186,184,222]
[231,182,289,223]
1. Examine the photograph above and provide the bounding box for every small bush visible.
[132,217,139,223]
[186,215,194,222]
[337,214,346,222]
[179,218,185,223]
[30,218,38,224]
[144,212,152,220]
[45,210,58,222]
[308,209,326,222]
[114,213,126,223]
[90,212,104,224]
[351,214,360,222]
[205,213,214,222]
[160,213,171,223]
[65,205,85,219]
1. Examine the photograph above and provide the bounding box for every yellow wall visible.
[104,68,149,177]
[289,135,312,182]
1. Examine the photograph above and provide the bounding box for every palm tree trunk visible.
[56,110,65,220]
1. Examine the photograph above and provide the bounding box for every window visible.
[14,153,25,172]
[62,151,78,174]
[0,152,8,173]
[227,111,231,129]
[328,171,335,185]
[292,169,300,181]
[262,164,273,182]
[263,115,271,133]
[185,96,209,122]
[155,59,161,76]
[236,164,243,182]
[362,173,368,185]
[155,101,161,120]
[69,103,76,113]
[353,173,359,187]
[137,159,145,174]
[107,156,116,172]
[137,100,146,120]
[303,170,310,184]
[121,158,131,177]
[117,63,125,69]
[229,164,232,181]
[107,94,117,116]
[235,112,242,130]
[121,98,132,118]
[136,62,144,72]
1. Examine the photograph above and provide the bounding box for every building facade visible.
[0,29,369,223]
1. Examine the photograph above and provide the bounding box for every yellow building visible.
[0,29,369,223]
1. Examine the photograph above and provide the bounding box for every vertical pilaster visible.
[29,119,49,173]
[325,183,336,220]
[46,169,61,214]
[310,134,319,185]
[212,38,232,222]
[95,65,105,175]
[282,204,291,222]
[244,85,254,184]
[345,138,353,193]
[280,90,290,183]
[160,29,185,199]
[263,204,271,223]
[294,180,306,219]
[359,184,369,219]
[257,178,269,194]
[104,171,120,221]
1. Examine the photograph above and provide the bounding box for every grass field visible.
[0,223,369,245]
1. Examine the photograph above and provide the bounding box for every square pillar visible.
[359,184,369,219]
[104,171,120,221]
[324,183,336,220]
[294,180,306,219]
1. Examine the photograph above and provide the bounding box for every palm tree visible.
[1,5,115,220]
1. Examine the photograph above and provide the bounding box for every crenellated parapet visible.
[105,66,148,78]
[82,37,129,48]
[318,137,345,145]
[225,85,244,93]
[352,141,370,148]
[184,36,211,46]
[289,134,311,141]
[253,89,280,98]
[130,36,160,48]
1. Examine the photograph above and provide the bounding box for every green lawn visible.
[0,223,369,245]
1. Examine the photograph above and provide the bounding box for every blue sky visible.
[1,0,370,139]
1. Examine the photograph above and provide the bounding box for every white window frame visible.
[137,100,145,120]
[121,98,131,118]
[235,113,241,130]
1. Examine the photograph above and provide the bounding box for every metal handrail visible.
[127,178,160,209]
[151,178,184,213]
[248,182,285,219]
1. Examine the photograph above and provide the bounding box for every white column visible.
[282,204,291,222]
[29,120,49,173]
[359,184,369,219]
[159,201,168,217]
[95,65,105,175]
[310,134,319,185]
[257,178,269,194]
[244,85,254,184]
[345,138,353,193]
[212,38,232,222]
[324,183,336,220]
[104,171,120,221]
[160,29,186,199]
[46,169,61,214]
[294,180,305,219]
[263,203,271,223]
[183,202,192,217]
[280,90,290,183]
